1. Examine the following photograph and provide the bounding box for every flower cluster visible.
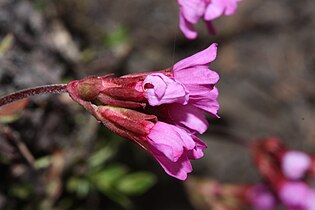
[184,138,315,210]
[184,177,276,210]
[67,44,220,180]
[251,138,315,210]
[177,0,241,39]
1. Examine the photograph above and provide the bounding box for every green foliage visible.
[116,172,157,196]
[88,164,156,208]
[9,183,33,199]
[64,138,156,209]
[34,156,52,169]
[102,26,129,47]
[92,164,128,190]
[0,34,13,57]
[33,0,47,11]
[87,142,119,169]
[67,177,91,198]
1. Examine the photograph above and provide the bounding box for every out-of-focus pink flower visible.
[177,0,241,39]
[146,121,206,180]
[143,43,219,134]
[307,190,315,210]
[204,0,241,20]
[248,184,276,210]
[279,182,309,210]
[282,151,311,180]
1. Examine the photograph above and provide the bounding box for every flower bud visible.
[67,75,147,109]
[96,106,156,145]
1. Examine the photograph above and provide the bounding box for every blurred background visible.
[0,0,315,209]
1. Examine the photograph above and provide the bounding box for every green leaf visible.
[102,26,129,47]
[91,164,131,208]
[0,34,13,56]
[9,183,33,199]
[91,164,128,191]
[100,188,132,209]
[67,177,90,198]
[116,172,156,195]
[34,156,52,169]
[88,145,116,169]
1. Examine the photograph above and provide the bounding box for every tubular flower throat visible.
[67,43,220,180]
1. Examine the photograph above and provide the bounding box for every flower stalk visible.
[0,84,67,107]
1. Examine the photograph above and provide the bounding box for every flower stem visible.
[0,84,67,107]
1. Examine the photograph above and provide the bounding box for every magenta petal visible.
[174,66,219,85]
[173,43,218,71]
[279,182,309,209]
[147,122,195,161]
[204,0,225,20]
[148,141,182,162]
[190,87,219,116]
[177,0,206,24]
[166,103,209,134]
[144,73,189,106]
[282,151,311,180]
[179,13,198,39]
[204,0,240,21]
[187,135,207,159]
[150,145,193,180]
[221,0,240,16]
[172,123,196,150]
[248,184,276,210]
[307,190,315,210]
[183,83,214,96]
[147,122,184,161]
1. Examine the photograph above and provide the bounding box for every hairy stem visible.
[0,84,67,107]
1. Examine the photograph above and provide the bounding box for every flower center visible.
[143,83,154,90]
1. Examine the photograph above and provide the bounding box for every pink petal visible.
[282,151,311,180]
[222,0,240,16]
[147,122,195,161]
[165,103,209,134]
[307,190,315,210]
[177,0,206,24]
[279,182,309,209]
[204,0,240,21]
[204,0,224,20]
[179,13,198,39]
[174,124,197,150]
[174,66,219,85]
[148,141,182,163]
[191,87,219,116]
[187,135,207,159]
[150,145,192,180]
[143,73,189,106]
[173,43,218,71]
[248,184,276,210]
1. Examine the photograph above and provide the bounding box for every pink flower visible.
[307,190,315,210]
[95,107,207,180]
[66,44,219,180]
[282,151,311,180]
[143,43,219,134]
[177,0,241,39]
[279,182,309,210]
[248,184,276,210]
[146,121,206,180]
